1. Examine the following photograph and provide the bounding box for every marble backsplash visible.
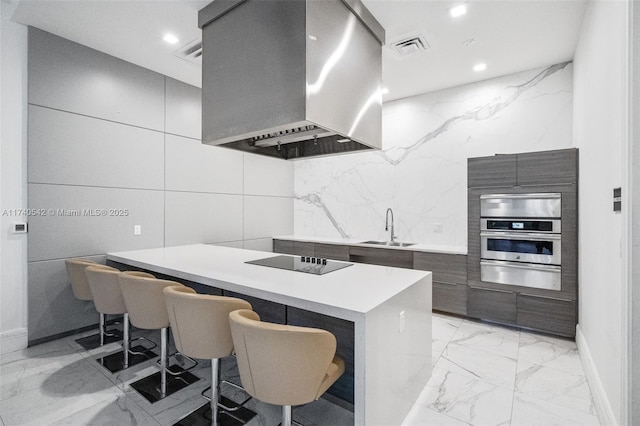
[294,62,574,248]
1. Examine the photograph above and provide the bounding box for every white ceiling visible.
[10,0,587,102]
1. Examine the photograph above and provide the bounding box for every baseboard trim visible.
[576,324,618,425]
[0,327,28,354]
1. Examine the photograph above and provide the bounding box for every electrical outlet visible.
[134,225,141,235]
[433,223,443,233]
[398,310,405,333]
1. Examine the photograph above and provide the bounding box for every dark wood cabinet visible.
[273,239,314,256]
[467,286,517,324]
[414,252,468,315]
[349,246,413,269]
[432,282,467,315]
[517,293,576,337]
[516,149,578,186]
[468,155,517,188]
[314,243,350,261]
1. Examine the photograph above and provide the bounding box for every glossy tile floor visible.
[0,313,601,426]
[403,313,601,426]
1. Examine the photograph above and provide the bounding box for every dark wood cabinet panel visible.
[467,155,517,188]
[273,239,295,255]
[413,252,467,284]
[222,290,286,325]
[433,282,467,315]
[287,306,355,404]
[517,294,576,337]
[467,286,517,324]
[314,243,350,261]
[273,239,314,256]
[349,246,413,269]
[516,149,578,186]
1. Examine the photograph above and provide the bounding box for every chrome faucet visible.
[385,208,396,243]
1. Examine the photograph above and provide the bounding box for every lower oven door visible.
[481,260,561,291]
[480,231,561,265]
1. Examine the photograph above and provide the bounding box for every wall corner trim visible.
[576,324,619,426]
[0,327,28,355]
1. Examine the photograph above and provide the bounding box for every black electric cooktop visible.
[246,255,353,275]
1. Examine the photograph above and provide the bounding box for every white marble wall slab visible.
[294,63,573,247]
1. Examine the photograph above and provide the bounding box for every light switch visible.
[134,225,141,235]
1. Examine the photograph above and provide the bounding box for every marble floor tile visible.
[436,342,517,390]
[518,332,584,376]
[432,314,463,354]
[403,405,471,426]
[414,367,513,426]
[515,360,596,415]
[511,392,600,426]
[49,393,160,426]
[0,357,125,425]
[449,319,521,359]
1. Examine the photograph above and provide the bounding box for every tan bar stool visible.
[119,273,199,403]
[229,309,345,426]
[65,258,120,349]
[164,286,256,425]
[85,266,158,372]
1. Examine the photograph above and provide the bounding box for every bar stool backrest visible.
[65,258,98,301]
[119,273,184,330]
[229,309,338,406]
[164,286,251,360]
[85,265,124,315]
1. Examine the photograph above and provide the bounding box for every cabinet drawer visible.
[349,246,413,269]
[314,243,350,261]
[433,282,467,315]
[467,286,516,323]
[517,293,576,337]
[413,252,467,284]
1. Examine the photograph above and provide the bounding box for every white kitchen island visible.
[107,244,432,426]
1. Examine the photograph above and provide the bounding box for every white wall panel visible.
[243,152,294,197]
[28,184,164,262]
[165,134,243,194]
[28,28,164,131]
[28,105,164,189]
[165,77,201,140]
[165,191,243,246]
[243,195,293,240]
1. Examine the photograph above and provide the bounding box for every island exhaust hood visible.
[198,0,385,160]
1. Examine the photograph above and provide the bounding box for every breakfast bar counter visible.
[107,244,432,426]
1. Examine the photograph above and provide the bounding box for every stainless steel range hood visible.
[198,0,384,160]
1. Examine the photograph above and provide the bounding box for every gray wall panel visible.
[243,153,294,197]
[243,196,294,240]
[165,77,201,140]
[165,191,243,246]
[28,28,164,131]
[28,105,164,189]
[28,184,164,261]
[165,134,243,194]
[28,257,104,342]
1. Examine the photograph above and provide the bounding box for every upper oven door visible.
[480,231,562,265]
[481,193,561,218]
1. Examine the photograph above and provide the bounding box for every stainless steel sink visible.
[360,240,415,247]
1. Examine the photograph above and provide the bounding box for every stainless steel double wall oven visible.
[480,193,562,291]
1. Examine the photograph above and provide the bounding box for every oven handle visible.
[480,259,561,272]
[480,193,561,200]
[480,231,561,240]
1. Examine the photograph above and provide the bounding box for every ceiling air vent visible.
[174,39,202,65]
[392,35,429,56]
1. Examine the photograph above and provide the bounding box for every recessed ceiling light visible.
[163,34,179,45]
[450,5,467,18]
[473,63,487,72]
